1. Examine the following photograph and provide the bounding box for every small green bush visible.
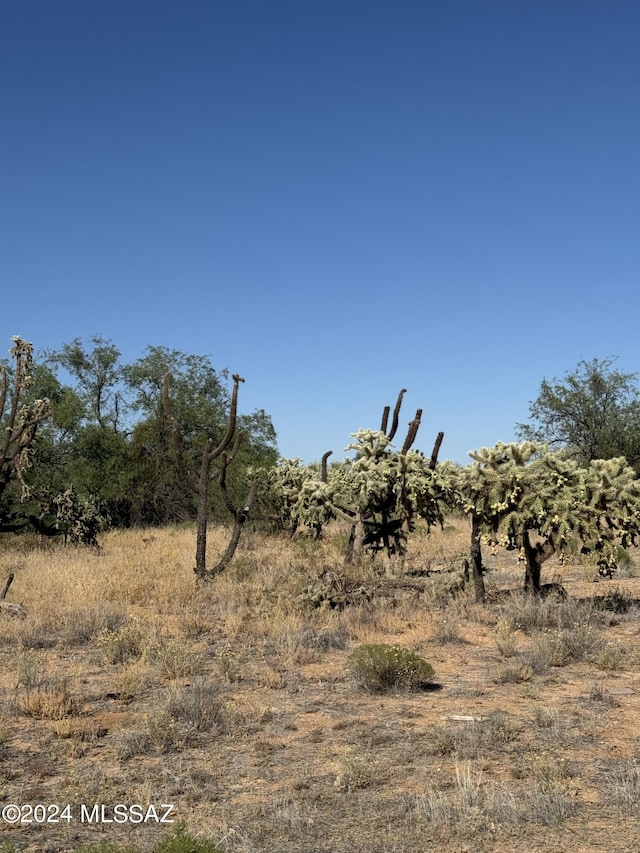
[346,643,435,693]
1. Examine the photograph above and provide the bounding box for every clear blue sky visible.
[3,1,639,464]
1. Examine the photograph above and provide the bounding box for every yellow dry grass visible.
[0,520,639,852]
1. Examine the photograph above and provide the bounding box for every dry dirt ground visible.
[0,519,639,853]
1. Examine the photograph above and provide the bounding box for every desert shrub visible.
[12,617,56,649]
[611,546,635,576]
[12,651,79,718]
[346,643,434,692]
[494,619,518,657]
[429,721,482,758]
[145,639,203,679]
[299,579,373,609]
[487,712,520,745]
[336,751,378,790]
[97,625,144,664]
[604,758,640,810]
[492,662,534,684]
[430,615,465,644]
[595,640,630,671]
[62,603,127,645]
[166,680,226,733]
[585,681,619,705]
[593,586,634,614]
[531,625,604,667]
[498,594,595,633]
[114,710,181,759]
[17,676,79,719]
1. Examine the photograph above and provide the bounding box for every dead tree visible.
[162,372,255,581]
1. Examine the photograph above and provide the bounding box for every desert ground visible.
[0,517,639,853]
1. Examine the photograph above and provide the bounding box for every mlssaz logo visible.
[80,804,175,823]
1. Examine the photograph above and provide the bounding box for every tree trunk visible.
[522,531,541,594]
[344,520,365,565]
[522,530,555,595]
[197,480,259,581]
[194,455,213,574]
[469,514,486,603]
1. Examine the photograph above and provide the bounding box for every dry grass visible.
[0,520,639,852]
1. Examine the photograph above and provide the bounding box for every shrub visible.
[166,680,226,733]
[346,643,435,692]
[62,603,127,645]
[97,625,144,664]
[605,758,640,811]
[145,640,203,679]
[17,677,78,720]
[531,625,604,667]
[593,587,634,614]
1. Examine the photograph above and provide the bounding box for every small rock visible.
[448,715,488,722]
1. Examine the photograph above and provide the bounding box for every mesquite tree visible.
[460,442,640,596]
[163,372,256,580]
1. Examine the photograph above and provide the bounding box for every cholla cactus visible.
[1,337,52,510]
[459,442,640,593]
[50,487,105,547]
[266,458,337,537]
[267,390,450,563]
[336,430,452,558]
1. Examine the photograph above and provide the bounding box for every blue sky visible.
[3,1,640,464]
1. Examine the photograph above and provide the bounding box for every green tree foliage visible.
[125,346,276,526]
[7,338,277,536]
[517,357,640,472]
[48,336,127,430]
[38,339,132,526]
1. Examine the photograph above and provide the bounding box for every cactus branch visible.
[429,431,445,470]
[387,388,407,441]
[321,450,333,483]
[206,374,244,463]
[401,409,423,454]
[380,405,390,435]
